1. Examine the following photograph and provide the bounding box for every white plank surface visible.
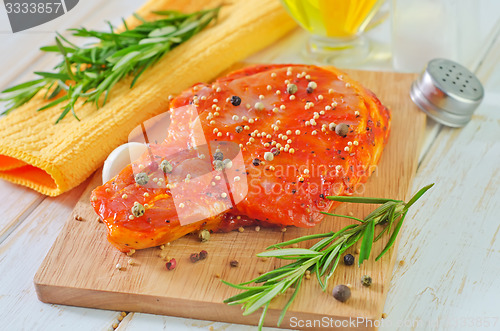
[380,23,500,331]
[0,181,43,243]
[0,179,122,331]
[382,91,500,331]
[118,313,282,331]
[0,0,499,330]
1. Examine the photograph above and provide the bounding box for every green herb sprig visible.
[222,184,434,330]
[0,6,221,123]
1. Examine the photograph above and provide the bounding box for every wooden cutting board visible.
[34,68,425,330]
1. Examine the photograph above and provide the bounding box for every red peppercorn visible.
[199,250,208,260]
[190,253,200,263]
[166,258,177,270]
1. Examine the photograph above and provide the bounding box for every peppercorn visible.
[271,147,280,156]
[199,250,208,260]
[264,152,274,162]
[190,253,200,263]
[131,202,145,217]
[213,151,224,161]
[335,123,349,137]
[252,158,261,166]
[230,260,239,267]
[307,81,317,90]
[235,126,243,133]
[343,254,355,266]
[332,284,351,302]
[230,95,241,106]
[254,102,265,111]
[223,159,233,169]
[287,83,298,94]
[306,87,313,94]
[361,275,372,287]
[166,258,177,270]
[160,160,173,174]
[199,229,210,243]
[213,160,224,171]
[134,172,149,186]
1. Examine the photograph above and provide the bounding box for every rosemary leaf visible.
[404,183,435,210]
[320,211,366,223]
[0,6,221,122]
[241,267,298,285]
[277,277,302,327]
[1,79,46,93]
[37,95,69,112]
[220,281,274,291]
[358,219,375,266]
[326,196,401,204]
[375,210,408,261]
[257,248,322,259]
[223,289,262,304]
[324,248,344,284]
[320,244,342,276]
[257,302,270,330]
[374,204,396,242]
[267,232,334,249]
[243,282,287,316]
[222,184,434,329]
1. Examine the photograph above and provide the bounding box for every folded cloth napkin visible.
[0,0,295,196]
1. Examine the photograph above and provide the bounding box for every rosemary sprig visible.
[223,184,434,330]
[0,6,221,123]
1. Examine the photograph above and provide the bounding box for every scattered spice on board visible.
[332,285,351,302]
[199,229,210,242]
[166,258,177,270]
[199,250,208,260]
[361,275,373,287]
[190,253,200,263]
[343,254,355,266]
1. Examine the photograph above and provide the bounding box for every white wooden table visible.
[1,1,499,330]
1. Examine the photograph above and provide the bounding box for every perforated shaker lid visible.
[410,58,484,127]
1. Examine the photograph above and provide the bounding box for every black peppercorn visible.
[343,254,355,266]
[213,151,224,161]
[230,260,239,267]
[252,158,261,166]
[306,86,313,94]
[230,95,241,106]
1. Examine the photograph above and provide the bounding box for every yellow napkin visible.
[0,0,295,196]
